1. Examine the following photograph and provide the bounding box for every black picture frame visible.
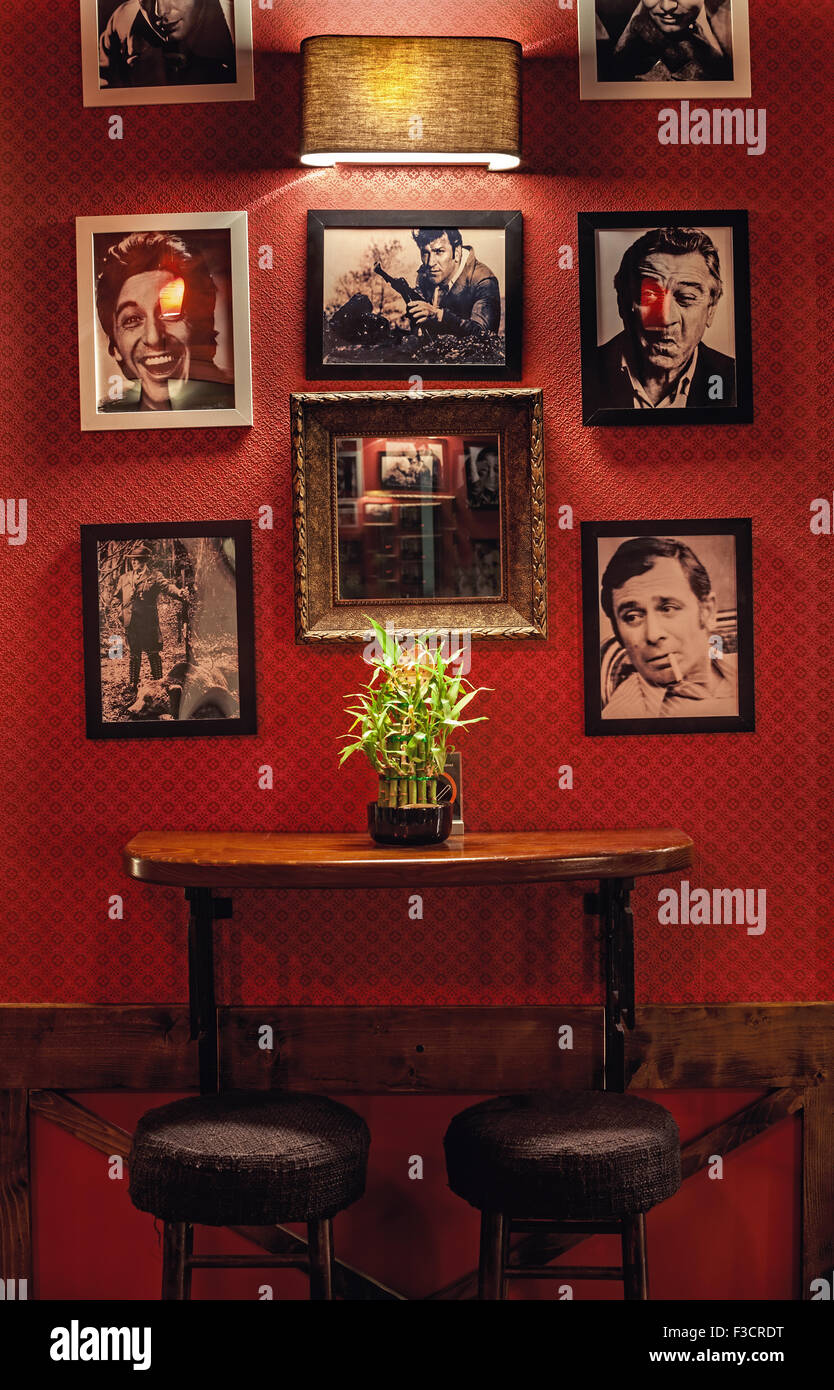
[81,521,256,739]
[306,210,523,381]
[580,518,755,736]
[578,210,753,426]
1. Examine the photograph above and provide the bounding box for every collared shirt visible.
[602,652,739,719]
[620,345,699,409]
[431,249,471,323]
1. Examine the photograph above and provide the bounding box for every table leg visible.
[599,877,634,1093]
[185,888,231,1095]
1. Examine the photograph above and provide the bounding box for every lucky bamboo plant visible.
[340,618,490,808]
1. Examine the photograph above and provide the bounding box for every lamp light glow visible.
[300,36,522,172]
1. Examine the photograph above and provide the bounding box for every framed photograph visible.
[578,0,751,100]
[463,438,501,509]
[81,521,256,739]
[306,211,523,380]
[581,518,754,736]
[379,442,443,493]
[80,1,254,107]
[578,211,752,426]
[291,390,546,642]
[76,212,252,431]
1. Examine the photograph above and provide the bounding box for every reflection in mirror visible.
[335,434,502,602]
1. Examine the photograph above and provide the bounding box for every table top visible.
[123,829,693,889]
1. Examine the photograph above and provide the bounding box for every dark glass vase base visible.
[367,801,454,846]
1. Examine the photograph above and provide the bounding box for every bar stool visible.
[128,1090,370,1300]
[443,1090,681,1299]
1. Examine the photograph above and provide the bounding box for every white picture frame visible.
[80,0,254,107]
[577,0,751,101]
[76,211,253,431]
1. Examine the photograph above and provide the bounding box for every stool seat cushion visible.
[128,1091,370,1225]
[444,1091,681,1220]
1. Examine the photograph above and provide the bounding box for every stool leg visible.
[621,1213,649,1300]
[478,1212,507,1300]
[161,1221,190,1301]
[182,1223,194,1300]
[307,1218,334,1301]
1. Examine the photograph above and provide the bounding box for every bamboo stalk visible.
[408,776,417,805]
[398,778,408,808]
[427,777,437,805]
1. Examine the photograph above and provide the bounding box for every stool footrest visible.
[505,1265,623,1281]
[187,1255,310,1270]
[509,1219,623,1235]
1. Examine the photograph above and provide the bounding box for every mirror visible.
[335,434,502,602]
[291,389,546,643]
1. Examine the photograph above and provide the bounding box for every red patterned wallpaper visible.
[0,1,831,1015]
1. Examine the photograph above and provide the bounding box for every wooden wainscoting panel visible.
[0,1007,196,1090]
[220,1006,603,1093]
[628,1005,832,1090]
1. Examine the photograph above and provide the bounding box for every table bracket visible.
[185,889,232,1093]
[597,877,635,1093]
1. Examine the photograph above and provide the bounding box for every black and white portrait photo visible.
[379,444,442,493]
[80,1,254,106]
[464,440,500,509]
[81,522,256,739]
[581,519,754,735]
[578,0,750,99]
[579,212,752,426]
[306,211,523,380]
[76,213,252,430]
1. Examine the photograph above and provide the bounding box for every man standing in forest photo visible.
[110,542,190,692]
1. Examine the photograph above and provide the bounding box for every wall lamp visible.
[299,36,521,172]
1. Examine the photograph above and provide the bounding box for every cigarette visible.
[669,654,683,682]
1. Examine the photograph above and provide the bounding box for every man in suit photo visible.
[590,224,736,412]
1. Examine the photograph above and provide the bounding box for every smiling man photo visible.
[599,535,738,719]
[94,230,235,413]
[590,224,736,413]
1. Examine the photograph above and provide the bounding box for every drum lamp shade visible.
[299,36,522,171]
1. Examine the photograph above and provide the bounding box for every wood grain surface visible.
[124,829,694,888]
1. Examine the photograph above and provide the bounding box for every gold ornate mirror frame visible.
[290,389,546,643]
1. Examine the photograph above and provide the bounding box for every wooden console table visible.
[123,829,694,1094]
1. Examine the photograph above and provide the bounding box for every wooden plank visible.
[123,829,694,889]
[0,1004,830,1093]
[0,1007,196,1090]
[0,1091,31,1292]
[219,1007,603,1094]
[801,1084,834,1299]
[229,1226,405,1302]
[628,1005,834,1089]
[29,1091,132,1159]
[681,1088,804,1180]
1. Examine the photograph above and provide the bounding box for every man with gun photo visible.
[377,226,501,341]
